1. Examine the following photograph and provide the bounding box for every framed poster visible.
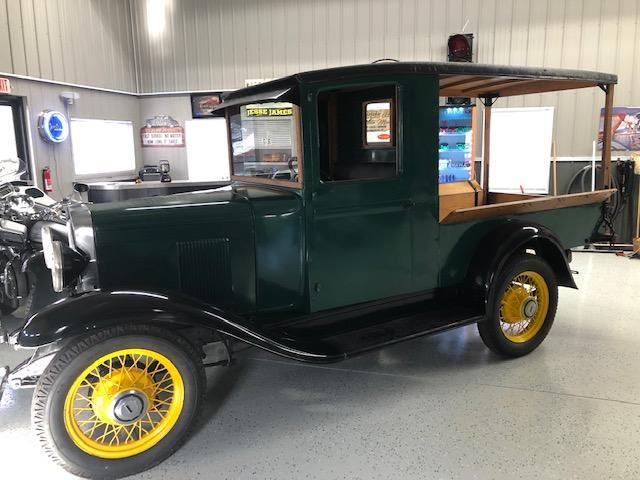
[598,107,640,151]
[191,93,222,118]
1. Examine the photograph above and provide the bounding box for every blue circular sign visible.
[38,110,69,144]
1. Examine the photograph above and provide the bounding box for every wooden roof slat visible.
[439,75,601,98]
[446,78,541,97]
[439,75,474,88]
[459,78,526,94]
[438,75,490,89]
[490,79,597,97]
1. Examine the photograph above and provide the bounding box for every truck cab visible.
[213,63,614,320]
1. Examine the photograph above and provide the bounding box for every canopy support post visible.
[480,94,498,194]
[600,83,614,190]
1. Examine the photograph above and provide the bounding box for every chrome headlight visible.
[67,202,99,292]
[41,225,64,292]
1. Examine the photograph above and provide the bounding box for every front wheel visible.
[32,325,205,479]
[478,253,558,357]
[0,264,19,314]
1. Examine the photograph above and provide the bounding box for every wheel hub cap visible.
[522,297,538,319]
[111,390,148,424]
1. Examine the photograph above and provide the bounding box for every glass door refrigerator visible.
[438,105,476,183]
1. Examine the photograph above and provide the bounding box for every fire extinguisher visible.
[42,167,53,192]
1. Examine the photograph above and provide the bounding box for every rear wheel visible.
[32,325,205,479]
[478,253,558,357]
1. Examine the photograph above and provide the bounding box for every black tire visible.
[478,253,558,358]
[0,264,19,314]
[32,324,206,479]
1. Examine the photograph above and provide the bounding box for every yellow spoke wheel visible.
[499,270,550,343]
[63,348,185,459]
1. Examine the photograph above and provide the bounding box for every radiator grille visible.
[177,238,232,304]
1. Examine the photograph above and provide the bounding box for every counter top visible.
[87,180,229,191]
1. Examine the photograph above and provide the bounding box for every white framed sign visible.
[488,106,554,194]
[185,118,230,181]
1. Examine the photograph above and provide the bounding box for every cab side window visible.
[318,85,397,182]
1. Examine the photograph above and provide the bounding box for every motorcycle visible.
[0,158,86,319]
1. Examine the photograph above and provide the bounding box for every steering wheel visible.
[288,157,299,182]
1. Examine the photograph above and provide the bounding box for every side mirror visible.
[73,183,89,193]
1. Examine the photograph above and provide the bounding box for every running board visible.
[265,300,485,361]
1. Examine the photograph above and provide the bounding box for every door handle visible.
[402,199,415,208]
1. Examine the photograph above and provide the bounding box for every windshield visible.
[229,102,301,185]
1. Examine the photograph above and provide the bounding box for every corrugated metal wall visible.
[0,0,137,91]
[2,0,639,157]
[130,0,640,156]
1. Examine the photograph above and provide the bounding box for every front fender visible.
[17,290,343,363]
[467,221,576,305]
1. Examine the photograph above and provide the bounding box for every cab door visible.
[307,83,413,312]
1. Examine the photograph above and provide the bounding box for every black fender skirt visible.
[18,290,346,363]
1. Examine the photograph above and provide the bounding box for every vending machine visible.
[438,106,476,183]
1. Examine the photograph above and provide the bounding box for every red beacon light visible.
[447,33,473,63]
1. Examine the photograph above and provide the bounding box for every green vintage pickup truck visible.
[2,62,617,478]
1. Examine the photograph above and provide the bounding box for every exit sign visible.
[0,78,10,93]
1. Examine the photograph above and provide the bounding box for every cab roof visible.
[216,62,617,112]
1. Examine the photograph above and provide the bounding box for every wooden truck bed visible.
[440,189,615,225]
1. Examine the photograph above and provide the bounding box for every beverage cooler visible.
[438,106,476,183]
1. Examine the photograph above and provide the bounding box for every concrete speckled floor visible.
[1,253,639,479]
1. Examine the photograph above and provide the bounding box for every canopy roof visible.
[217,62,617,109]
[438,73,604,97]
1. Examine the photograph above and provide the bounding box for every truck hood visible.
[87,184,302,313]
[89,184,280,227]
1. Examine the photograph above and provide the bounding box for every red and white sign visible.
[140,115,185,147]
[141,126,185,147]
[0,78,11,94]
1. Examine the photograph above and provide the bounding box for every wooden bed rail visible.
[440,189,616,225]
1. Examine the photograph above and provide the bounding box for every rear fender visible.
[17,290,343,363]
[467,221,576,306]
